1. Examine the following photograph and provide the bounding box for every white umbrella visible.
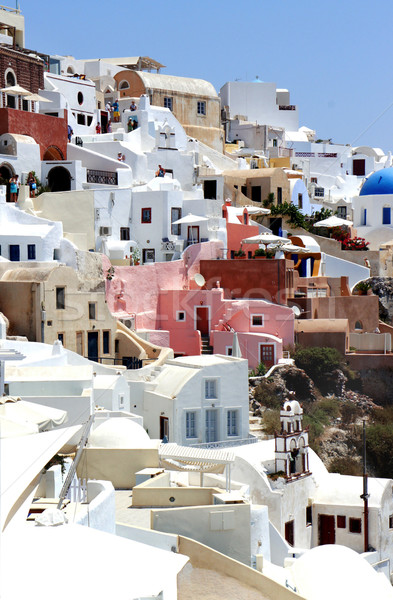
[26,93,52,103]
[0,400,67,431]
[314,215,353,228]
[172,213,209,225]
[232,332,242,358]
[0,415,39,438]
[0,84,32,95]
[280,243,311,254]
[242,232,288,245]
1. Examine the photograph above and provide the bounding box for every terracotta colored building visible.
[113,70,224,152]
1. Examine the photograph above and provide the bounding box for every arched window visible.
[355,320,363,330]
[119,80,130,90]
[67,66,75,74]
[5,70,15,87]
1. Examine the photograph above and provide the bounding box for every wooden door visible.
[318,514,335,545]
[188,225,199,244]
[196,307,209,336]
[285,520,294,547]
[260,344,275,368]
[87,331,98,362]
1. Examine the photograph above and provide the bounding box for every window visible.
[389,515,393,529]
[298,193,303,209]
[27,244,36,260]
[205,379,217,399]
[306,506,312,526]
[349,518,361,534]
[277,187,282,205]
[120,227,130,240]
[141,208,151,223]
[77,113,86,125]
[77,92,84,105]
[362,208,367,226]
[353,159,366,176]
[164,96,173,110]
[337,206,347,219]
[252,315,264,326]
[171,207,182,235]
[197,101,206,115]
[227,410,238,436]
[241,185,247,197]
[355,320,363,331]
[272,138,278,147]
[103,330,110,354]
[337,515,346,528]
[311,177,318,184]
[57,333,64,344]
[383,207,391,225]
[6,71,15,87]
[226,346,233,356]
[176,311,185,322]
[186,411,196,438]
[314,187,325,198]
[88,302,96,320]
[243,212,248,225]
[56,287,65,310]
[119,81,130,89]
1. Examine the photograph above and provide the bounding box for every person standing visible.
[27,172,37,198]
[67,124,73,143]
[112,100,120,123]
[9,175,17,202]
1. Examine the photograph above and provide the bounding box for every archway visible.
[47,166,71,192]
[0,162,15,202]
[43,146,64,161]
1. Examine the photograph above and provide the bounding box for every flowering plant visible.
[342,236,369,251]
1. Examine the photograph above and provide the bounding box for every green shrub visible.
[294,346,344,382]
[328,457,362,476]
[254,380,282,409]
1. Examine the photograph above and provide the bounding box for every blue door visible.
[9,245,20,261]
[383,207,391,225]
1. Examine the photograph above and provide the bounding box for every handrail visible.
[57,414,94,509]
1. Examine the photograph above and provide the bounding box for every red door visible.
[196,307,209,336]
[260,344,275,368]
[318,514,335,545]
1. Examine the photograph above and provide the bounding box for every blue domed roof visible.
[360,168,393,196]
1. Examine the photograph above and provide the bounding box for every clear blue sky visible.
[21,0,393,152]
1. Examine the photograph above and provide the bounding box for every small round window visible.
[77,92,83,105]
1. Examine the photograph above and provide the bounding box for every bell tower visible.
[274,394,310,479]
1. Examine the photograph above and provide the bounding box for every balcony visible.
[278,105,296,111]
[86,169,118,185]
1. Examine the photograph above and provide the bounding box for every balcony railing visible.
[86,169,118,186]
[278,105,296,111]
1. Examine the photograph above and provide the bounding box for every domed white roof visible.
[283,400,302,415]
[290,545,393,600]
[88,418,151,448]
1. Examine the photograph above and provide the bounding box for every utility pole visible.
[360,419,370,553]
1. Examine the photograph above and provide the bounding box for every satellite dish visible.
[291,305,301,318]
[194,273,206,288]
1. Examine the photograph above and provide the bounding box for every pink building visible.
[104,240,294,369]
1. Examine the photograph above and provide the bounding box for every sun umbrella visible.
[280,243,311,254]
[0,84,32,95]
[313,215,353,227]
[171,213,209,225]
[0,400,67,431]
[242,232,288,245]
[26,93,52,103]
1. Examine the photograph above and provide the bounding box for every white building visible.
[136,354,250,444]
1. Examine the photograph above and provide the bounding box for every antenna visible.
[194,273,206,288]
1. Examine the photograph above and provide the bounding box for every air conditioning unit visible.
[120,316,135,331]
[100,226,112,236]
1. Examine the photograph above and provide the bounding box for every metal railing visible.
[86,169,118,185]
[190,436,258,450]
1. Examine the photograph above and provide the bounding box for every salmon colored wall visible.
[158,288,294,359]
[200,258,293,304]
[0,108,68,159]
[211,331,284,370]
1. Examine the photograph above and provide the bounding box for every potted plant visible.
[254,248,266,259]
[132,248,141,265]
[353,280,371,295]
[234,248,246,259]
